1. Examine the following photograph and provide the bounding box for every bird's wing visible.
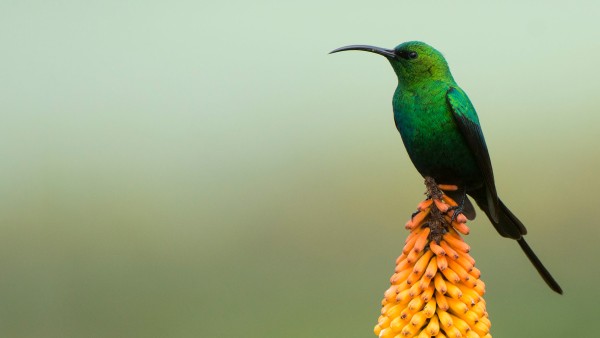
[446,87,499,222]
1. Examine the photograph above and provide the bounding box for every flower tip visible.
[434,199,450,212]
[437,184,459,191]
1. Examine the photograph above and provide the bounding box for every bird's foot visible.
[447,188,467,222]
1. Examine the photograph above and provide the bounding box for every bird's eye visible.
[397,50,419,60]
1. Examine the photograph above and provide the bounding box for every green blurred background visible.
[1,1,599,337]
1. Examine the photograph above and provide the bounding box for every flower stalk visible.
[374,178,492,338]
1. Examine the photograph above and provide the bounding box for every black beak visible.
[329,45,396,59]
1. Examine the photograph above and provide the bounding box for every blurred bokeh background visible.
[1,1,599,337]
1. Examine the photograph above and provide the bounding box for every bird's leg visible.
[447,187,467,222]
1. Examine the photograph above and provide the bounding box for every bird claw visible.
[448,205,463,222]
[448,188,467,222]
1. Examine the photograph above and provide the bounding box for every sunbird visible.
[331,41,562,294]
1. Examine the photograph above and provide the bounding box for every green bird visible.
[331,41,562,294]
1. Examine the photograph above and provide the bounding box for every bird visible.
[330,41,562,294]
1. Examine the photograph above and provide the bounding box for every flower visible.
[374,178,492,338]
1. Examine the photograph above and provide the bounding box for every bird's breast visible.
[393,85,481,186]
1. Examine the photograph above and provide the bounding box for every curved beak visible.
[329,45,396,59]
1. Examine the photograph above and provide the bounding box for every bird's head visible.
[330,41,454,85]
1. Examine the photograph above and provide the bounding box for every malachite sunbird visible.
[331,41,562,294]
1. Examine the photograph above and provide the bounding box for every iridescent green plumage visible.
[331,41,562,294]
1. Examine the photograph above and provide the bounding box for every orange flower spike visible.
[441,265,461,284]
[406,247,423,265]
[461,275,478,289]
[412,227,431,253]
[408,209,429,230]
[424,314,440,335]
[383,285,398,302]
[434,273,448,294]
[448,259,472,281]
[384,303,402,319]
[438,184,459,191]
[446,297,469,315]
[417,330,431,338]
[450,314,471,336]
[437,308,454,328]
[455,213,468,224]
[473,322,491,336]
[445,228,463,241]
[436,255,449,271]
[462,252,476,266]
[377,315,391,328]
[410,310,428,328]
[445,282,463,300]
[400,323,417,337]
[465,330,480,338]
[408,280,423,297]
[444,326,463,338]
[452,221,470,235]
[471,302,486,318]
[404,225,423,244]
[442,234,471,253]
[424,256,439,279]
[412,249,433,276]
[429,241,446,257]
[439,240,459,260]
[395,253,407,265]
[396,289,412,303]
[417,199,433,211]
[421,284,435,302]
[407,295,425,312]
[473,280,486,295]
[373,324,382,336]
[441,195,459,207]
[419,276,433,291]
[479,316,491,329]
[462,310,481,326]
[405,274,420,287]
[469,266,482,279]
[389,316,407,332]
[399,308,414,322]
[377,328,395,338]
[435,291,450,311]
[394,258,410,273]
[454,256,474,272]
[423,298,437,317]
[457,287,479,306]
[434,198,450,213]
[457,284,482,303]
[402,229,421,254]
[375,179,491,338]
[381,302,394,315]
[390,269,411,285]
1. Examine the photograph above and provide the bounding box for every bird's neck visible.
[390,64,455,88]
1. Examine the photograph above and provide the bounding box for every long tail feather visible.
[469,188,562,294]
[517,238,563,294]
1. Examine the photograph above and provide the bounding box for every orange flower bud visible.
[375,184,491,337]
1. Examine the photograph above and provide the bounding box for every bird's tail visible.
[469,188,563,294]
[517,237,562,294]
